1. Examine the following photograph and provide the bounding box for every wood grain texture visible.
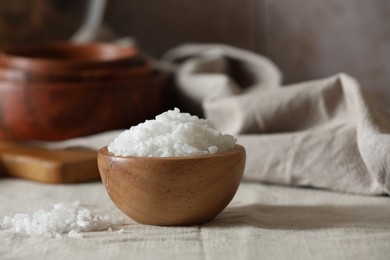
[1,1,389,104]
[0,142,100,183]
[258,0,390,105]
[97,145,246,226]
[106,0,257,56]
[106,0,390,105]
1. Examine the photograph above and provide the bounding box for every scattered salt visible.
[1,201,127,238]
[108,108,236,157]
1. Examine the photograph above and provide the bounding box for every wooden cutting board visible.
[0,142,101,184]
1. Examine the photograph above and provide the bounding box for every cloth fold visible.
[39,43,390,196]
[162,44,390,195]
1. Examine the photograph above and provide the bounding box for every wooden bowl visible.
[0,42,170,141]
[0,71,167,141]
[97,145,246,226]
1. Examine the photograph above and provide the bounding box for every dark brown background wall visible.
[0,0,86,44]
[0,0,389,105]
[106,0,390,106]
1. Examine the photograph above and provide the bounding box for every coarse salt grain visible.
[1,201,127,238]
[108,108,237,157]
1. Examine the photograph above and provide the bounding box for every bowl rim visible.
[98,144,245,161]
[0,70,165,88]
[0,63,154,83]
[0,42,138,70]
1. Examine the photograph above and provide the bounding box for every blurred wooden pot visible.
[0,42,168,141]
[0,71,167,141]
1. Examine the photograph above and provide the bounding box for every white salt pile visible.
[1,201,126,238]
[108,108,236,157]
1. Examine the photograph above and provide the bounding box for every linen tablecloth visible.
[1,178,390,260]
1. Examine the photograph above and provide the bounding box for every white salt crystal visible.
[2,216,12,228]
[1,201,127,238]
[68,229,83,238]
[108,108,236,157]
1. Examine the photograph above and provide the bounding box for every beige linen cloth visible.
[160,43,390,195]
[43,43,390,195]
[1,179,390,260]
